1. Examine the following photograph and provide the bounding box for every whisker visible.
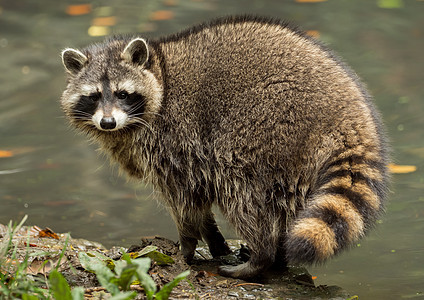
[130,117,154,133]
[127,101,148,115]
[72,110,93,118]
[130,111,163,118]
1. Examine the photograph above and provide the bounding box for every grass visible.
[0,216,50,299]
[0,216,190,299]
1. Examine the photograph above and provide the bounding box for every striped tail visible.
[285,152,389,264]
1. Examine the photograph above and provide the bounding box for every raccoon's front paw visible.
[180,237,197,264]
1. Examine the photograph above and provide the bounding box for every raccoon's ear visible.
[121,38,149,66]
[62,48,88,75]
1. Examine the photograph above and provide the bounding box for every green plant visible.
[49,270,84,300]
[79,251,190,300]
[1,217,189,299]
[0,216,49,299]
[0,217,83,300]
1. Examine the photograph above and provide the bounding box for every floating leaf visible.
[0,150,13,158]
[306,30,320,38]
[66,4,92,16]
[88,26,110,37]
[150,10,174,21]
[387,163,417,174]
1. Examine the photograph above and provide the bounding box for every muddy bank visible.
[0,224,350,299]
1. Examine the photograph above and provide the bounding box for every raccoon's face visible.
[61,38,162,133]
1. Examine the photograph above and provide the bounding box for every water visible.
[1,0,423,298]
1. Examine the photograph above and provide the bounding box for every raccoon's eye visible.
[116,91,129,100]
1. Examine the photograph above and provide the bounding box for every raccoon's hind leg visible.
[218,201,282,279]
[173,213,200,263]
[285,152,388,265]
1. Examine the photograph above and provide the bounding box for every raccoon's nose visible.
[100,117,117,130]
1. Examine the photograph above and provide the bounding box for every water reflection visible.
[0,0,423,299]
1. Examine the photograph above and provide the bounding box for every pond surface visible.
[1,0,423,298]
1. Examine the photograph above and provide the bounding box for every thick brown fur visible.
[61,15,389,279]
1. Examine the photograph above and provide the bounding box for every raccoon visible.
[60,16,389,279]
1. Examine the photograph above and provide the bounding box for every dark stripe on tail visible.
[324,155,385,171]
[285,153,389,265]
[319,168,387,208]
[322,186,376,226]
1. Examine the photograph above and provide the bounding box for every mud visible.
[0,224,350,299]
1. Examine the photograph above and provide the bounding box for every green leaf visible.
[121,251,134,264]
[131,257,151,273]
[22,295,40,300]
[55,234,70,270]
[145,250,174,266]
[86,251,110,260]
[132,258,156,299]
[108,291,137,300]
[86,251,115,270]
[114,260,128,277]
[115,267,137,291]
[96,269,120,295]
[71,287,85,300]
[78,251,99,272]
[78,252,110,273]
[49,270,72,300]
[155,270,190,300]
[137,245,158,257]
[138,272,156,300]
[127,246,174,265]
[78,252,120,295]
